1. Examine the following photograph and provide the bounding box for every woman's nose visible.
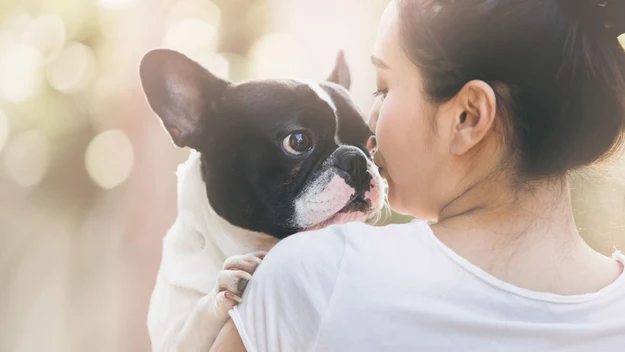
[366,135,378,155]
[368,109,379,134]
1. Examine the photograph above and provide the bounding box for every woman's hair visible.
[397,0,625,178]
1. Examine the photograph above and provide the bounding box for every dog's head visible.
[140,49,384,238]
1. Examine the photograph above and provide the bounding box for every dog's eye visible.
[282,133,312,156]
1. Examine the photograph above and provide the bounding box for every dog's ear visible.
[139,49,229,149]
[326,51,351,90]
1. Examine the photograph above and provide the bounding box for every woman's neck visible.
[438,174,577,240]
[431,174,623,295]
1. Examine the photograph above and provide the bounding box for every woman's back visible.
[230,221,625,351]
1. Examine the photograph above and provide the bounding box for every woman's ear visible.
[449,80,497,156]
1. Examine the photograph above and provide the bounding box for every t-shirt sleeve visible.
[228,225,348,352]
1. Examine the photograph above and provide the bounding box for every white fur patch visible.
[297,79,342,144]
[163,150,278,294]
[149,150,280,351]
[292,171,355,229]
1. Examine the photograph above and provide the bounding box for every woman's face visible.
[370,2,458,219]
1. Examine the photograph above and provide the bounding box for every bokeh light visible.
[98,0,136,11]
[219,53,248,82]
[191,52,230,79]
[248,33,310,78]
[245,1,271,34]
[163,19,217,57]
[0,30,13,51]
[0,108,9,153]
[166,0,221,28]
[85,130,134,190]
[3,130,50,188]
[0,1,623,352]
[0,44,43,102]
[46,41,96,94]
[163,0,223,69]
[21,14,66,64]
[4,11,31,37]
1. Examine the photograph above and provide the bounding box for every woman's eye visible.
[282,133,313,156]
[373,88,388,99]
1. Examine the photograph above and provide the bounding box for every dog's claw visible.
[236,271,253,281]
[213,251,265,306]
[249,256,263,265]
[225,291,243,304]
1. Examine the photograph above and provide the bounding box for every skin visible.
[370,1,622,295]
[211,1,624,349]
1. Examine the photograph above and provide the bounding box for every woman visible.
[212,0,625,350]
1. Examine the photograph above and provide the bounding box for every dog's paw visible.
[208,251,266,318]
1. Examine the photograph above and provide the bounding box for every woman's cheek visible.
[368,98,382,133]
[376,98,403,183]
[376,96,413,214]
[375,95,401,155]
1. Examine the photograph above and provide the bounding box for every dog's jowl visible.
[140,49,384,351]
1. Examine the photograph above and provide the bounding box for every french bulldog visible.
[139,49,385,351]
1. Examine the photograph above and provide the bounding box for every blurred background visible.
[0,0,623,351]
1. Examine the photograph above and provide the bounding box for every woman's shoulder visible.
[233,219,455,350]
[241,219,438,316]
[264,220,434,273]
[277,218,430,247]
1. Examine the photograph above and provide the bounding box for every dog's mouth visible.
[305,194,377,232]
[339,195,370,213]
[295,162,386,233]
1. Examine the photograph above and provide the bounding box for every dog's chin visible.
[305,198,381,232]
[305,211,368,232]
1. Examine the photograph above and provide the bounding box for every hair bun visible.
[564,0,625,38]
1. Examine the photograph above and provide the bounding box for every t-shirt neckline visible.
[414,220,625,304]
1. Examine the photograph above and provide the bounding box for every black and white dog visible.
[139,49,385,351]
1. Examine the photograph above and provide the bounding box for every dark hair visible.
[397,0,625,178]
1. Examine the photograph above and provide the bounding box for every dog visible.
[139,49,385,351]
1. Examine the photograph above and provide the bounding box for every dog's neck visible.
[174,150,279,260]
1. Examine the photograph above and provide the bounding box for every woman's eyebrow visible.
[370,55,391,70]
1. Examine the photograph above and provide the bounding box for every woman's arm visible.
[209,320,246,352]
[208,226,348,351]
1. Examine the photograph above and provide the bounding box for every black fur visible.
[140,49,374,238]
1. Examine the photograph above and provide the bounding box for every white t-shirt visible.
[229,220,625,351]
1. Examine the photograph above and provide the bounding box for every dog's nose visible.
[337,151,367,173]
[335,150,370,190]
